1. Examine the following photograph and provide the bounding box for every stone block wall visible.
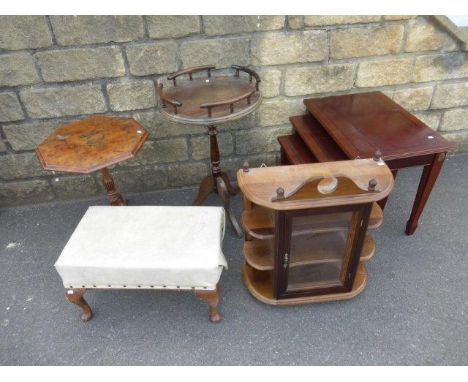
[0,15,467,206]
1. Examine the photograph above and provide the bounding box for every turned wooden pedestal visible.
[158,64,262,236]
[36,116,148,206]
[193,124,241,236]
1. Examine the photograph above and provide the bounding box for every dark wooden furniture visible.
[158,65,262,236]
[36,115,148,205]
[278,92,453,235]
[237,157,394,305]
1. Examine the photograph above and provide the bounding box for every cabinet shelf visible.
[242,203,383,240]
[242,261,368,306]
[244,233,375,271]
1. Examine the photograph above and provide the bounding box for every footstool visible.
[55,206,227,323]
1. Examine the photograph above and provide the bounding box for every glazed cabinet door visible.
[273,204,372,299]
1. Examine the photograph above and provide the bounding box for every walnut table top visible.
[36,115,148,174]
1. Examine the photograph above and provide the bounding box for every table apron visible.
[385,153,441,170]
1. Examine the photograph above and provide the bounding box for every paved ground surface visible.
[1,155,467,365]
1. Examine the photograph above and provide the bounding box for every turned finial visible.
[276,187,285,200]
[243,161,249,172]
[368,178,377,192]
[373,149,382,162]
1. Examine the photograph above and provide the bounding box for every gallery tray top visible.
[237,158,394,211]
[158,65,262,126]
[304,92,453,161]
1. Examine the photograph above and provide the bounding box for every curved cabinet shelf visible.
[242,262,368,306]
[244,233,375,271]
[242,203,383,240]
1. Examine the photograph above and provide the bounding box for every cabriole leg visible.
[65,288,93,322]
[195,286,223,324]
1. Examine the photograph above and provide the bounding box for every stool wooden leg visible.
[65,288,93,322]
[195,286,222,324]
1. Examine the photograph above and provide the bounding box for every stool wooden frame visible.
[64,285,222,324]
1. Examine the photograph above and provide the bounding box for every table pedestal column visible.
[193,125,242,237]
[101,167,127,206]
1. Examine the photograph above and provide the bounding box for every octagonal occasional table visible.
[158,65,262,236]
[36,115,148,206]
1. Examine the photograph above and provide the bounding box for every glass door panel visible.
[286,211,353,293]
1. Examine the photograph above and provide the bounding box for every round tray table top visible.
[160,75,262,125]
[36,116,148,174]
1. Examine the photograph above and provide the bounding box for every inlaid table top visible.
[36,116,148,174]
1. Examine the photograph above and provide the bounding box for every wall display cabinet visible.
[237,156,394,305]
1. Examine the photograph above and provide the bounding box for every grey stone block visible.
[0,53,40,87]
[256,69,282,98]
[0,140,7,152]
[251,31,327,65]
[392,87,434,111]
[20,84,106,118]
[50,16,144,45]
[405,17,457,53]
[413,111,441,130]
[304,15,381,26]
[284,64,356,96]
[133,110,206,138]
[413,53,468,82]
[432,82,468,109]
[107,80,156,112]
[51,175,101,199]
[36,46,125,82]
[287,16,304,29]
[146,16,200,39]
[122,138,188,167]
[255,98,304,127]
[0,179,55,207]
[0,93,25,122]
[331,25,404,59]
[0,16,52,50]
[126,41,178,76]
[0,153,47,180]
[203,16,284,35]
[235,125,292,155]
[440,108,468,131]
[441,130,468,152]
[356,58,414,87]
[3,119,60,151]
[181,38,250,69]
[167,162,208,187]
[190,132,233,160]
[112,166,168,193]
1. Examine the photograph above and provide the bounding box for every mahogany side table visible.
[36,116,148,206]
[158,65,262,236]
[279,92,453,235]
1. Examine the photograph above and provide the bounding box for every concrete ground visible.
[1,154,467,365]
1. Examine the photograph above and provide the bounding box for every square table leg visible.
[405,152,447,235]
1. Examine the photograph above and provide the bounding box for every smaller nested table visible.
[158,65,262,236]
[36,116,148,206]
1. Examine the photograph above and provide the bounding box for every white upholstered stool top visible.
[55,206,227,291]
